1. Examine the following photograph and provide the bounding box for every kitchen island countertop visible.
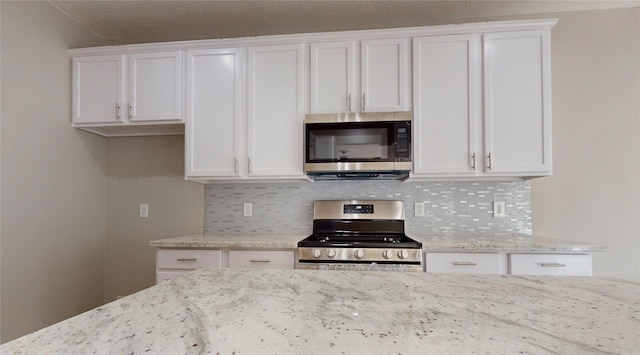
[150,234,605,252]
[2,268,637,354]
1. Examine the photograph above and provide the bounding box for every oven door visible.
[304,120,411,173]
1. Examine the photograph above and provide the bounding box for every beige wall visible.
[532,8,640,277]
[104,136,204,302]
[0,1,107,343]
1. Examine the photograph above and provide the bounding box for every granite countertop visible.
[150,234,605,252]
[3,268,637,354]
[149,234,305,249]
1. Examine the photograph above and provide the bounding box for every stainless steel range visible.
[297,200,423,272]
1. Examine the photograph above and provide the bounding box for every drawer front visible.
[156,271,190,284]
[509,253,592,276]
[425,252,505,274]
[228,250,295,269]
[157,249,222,270]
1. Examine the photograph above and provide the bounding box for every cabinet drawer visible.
[425,252,505,274]
[509,253,592,276]
[228,250,295,269]
[157,249,222,270]
[156,271,190,284]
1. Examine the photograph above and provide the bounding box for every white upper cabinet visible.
[247,44,305,178]
[72,54,125,125]
[360,38,410,112]
[309,38,409,113]
[412,27,553,178]
[70,19,555,180]
[185,48,243,179]
[309,41,355,113]
[72,51,184,136]
[413,34,481,176]
[483,30,552,175]
[128,51,183,122]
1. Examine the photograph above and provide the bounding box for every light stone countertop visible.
[149,234,605,252]
[149,234,305,249]
[2,268,637,354]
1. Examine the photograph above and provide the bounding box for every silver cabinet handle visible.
[116,103,121,120]
[541,263,567,268]
[362,93,366,111]
[128,103,133,119]
[177,258,197,262]
[471,152,476,171]
[453,261,478,266]
[347,93,352,112]
[249,259,271,263]
[487,152,492,171]
[248,157,253,174]
[234,158,239,175]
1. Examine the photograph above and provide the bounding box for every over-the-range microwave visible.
[304,112,412,180]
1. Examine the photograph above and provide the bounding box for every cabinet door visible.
[413,34,480,175]
[425,252,506,274]
[360,38,409,112]
[247,44,305,177]
[483,30,552,175]
[129,51,183,122]
[157,249,223,270]
[72,55,125,124]
[509,253,592,276]
[185,48,243,178]
[228,250,295,269]
[309,41,355,113]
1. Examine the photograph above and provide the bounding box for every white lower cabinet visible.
[228,250,295,270]
[424,251,593,276]
[155,248,296,283]
[425,252,506,275]
[509,253,593,276]
[156,249,223,284]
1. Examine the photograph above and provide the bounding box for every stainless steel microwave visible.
[304,112,412,180]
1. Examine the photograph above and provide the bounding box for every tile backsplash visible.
[205,180,531,237]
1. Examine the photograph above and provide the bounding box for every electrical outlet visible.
[414,202,425,217]
[139,204,149,218]
[493,201,506,217]
[243,202,253,217]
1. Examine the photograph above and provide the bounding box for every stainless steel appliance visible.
[298,200,423,272]
[304,112,412,180]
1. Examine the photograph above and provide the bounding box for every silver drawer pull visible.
[453,261,478,266]
[177,258,197,262]
[250,259,271,263]
[541,263,567,268]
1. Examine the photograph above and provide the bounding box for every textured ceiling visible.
[49,0,639,45]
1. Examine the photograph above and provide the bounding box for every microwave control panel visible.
[394,122,411,159]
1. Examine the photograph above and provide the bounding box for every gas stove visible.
[298,200,423,271]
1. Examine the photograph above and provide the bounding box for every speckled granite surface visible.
[149,234,305,249]
[2,269,637,354]
[149,234,605,252]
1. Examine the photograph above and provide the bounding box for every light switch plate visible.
[493,201,506,217]
[414,202,425,217]
[243,202,253,217]
[139,204,149,218]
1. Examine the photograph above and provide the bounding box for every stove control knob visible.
[354,249,365,259]
[397,250,409,259]
[382,249,394,259]
[326,249,337,258]
[311,249,322,258]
